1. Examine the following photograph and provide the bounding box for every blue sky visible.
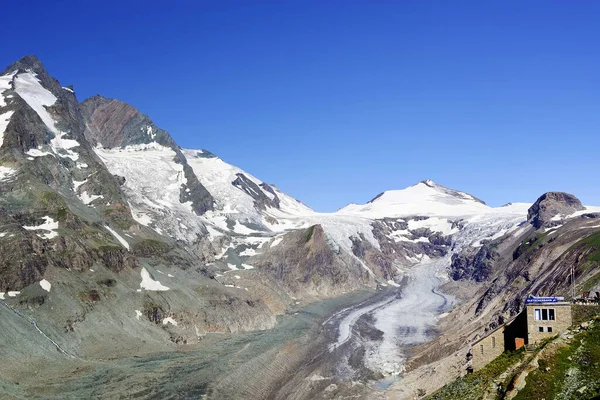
[2,1,599,211]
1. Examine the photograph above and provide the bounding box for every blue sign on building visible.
[525,295,565,304]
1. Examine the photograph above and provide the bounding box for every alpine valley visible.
[1,56,600,400]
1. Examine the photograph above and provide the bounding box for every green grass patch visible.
[97,278,117,287]
[303,225,316,243]
[132,239,171,257]
[580,270,600,294]
[514,233,549,260]
[514,320,600,400]
[571,230,600,263]
[572,304,600,325]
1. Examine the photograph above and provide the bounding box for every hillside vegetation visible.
[427,309,600,400]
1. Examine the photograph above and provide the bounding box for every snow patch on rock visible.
[104,226,130,250]
[140,268,169,291]
[0,166,16,181]
[23,216,59,239]
[39,279,51,292]
[162,317,178,326]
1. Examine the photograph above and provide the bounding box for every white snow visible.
[79,191,103,205]
[14,72,59,134]
[39,279,51,292]
[239,247,257,256]
[62,86,74,93]
[0,110,14,148]
[0,166,16,181]
[227,263,238,270]
[26,148,54,158]
[7,291,20,297]
[338,181,491,219]
[23,216,59,239]
[0,292,4,300]
[270,237,284,248]
[14,72,80,161]
[135,310,142,320]
[232,221,259,235]
[139,268,170,291]
[407,217,458,235]
[72,179,86,191]
[182,149,314,233]
[95,144,205,242]
[162,317,178,326]
[0,70,17,107]
[104,226,130,250]
[143,125,156,139]
[242,264,254,270]
[50,132,80,161]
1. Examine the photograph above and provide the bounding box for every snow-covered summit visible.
[183,149,314,232]
[338,180,497,219]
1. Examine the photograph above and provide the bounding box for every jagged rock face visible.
[81,95,214,215]
[371,218,451,262]
[450,243,495,282]
[232,173,280,210]
[251,225,372,297]
[527,192,584,229]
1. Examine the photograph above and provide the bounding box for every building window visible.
[538,327,544,332]
[548,327,553,333]
[492,337,496,348]
[480,344,484,355]
[534,308,555,321]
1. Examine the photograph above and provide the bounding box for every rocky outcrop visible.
[528,192,584,229]
[250,225,372,297]
[232,173,280,211]
[371,218,451,263]
[450,243,496,282]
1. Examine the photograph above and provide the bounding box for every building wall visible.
[471,327,505,371]
[526,303,572,344]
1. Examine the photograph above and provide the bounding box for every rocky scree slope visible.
[0,57,291,373]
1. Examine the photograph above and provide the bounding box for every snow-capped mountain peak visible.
[337,180,490,219]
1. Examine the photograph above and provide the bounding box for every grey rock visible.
[527,192,584,229]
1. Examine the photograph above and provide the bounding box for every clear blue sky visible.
[2,1,599,211]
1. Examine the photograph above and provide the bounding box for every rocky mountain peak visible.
[527,192,584,229]
[80,95,214,215]
[81,95,172,149]
[3,55,44,75]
